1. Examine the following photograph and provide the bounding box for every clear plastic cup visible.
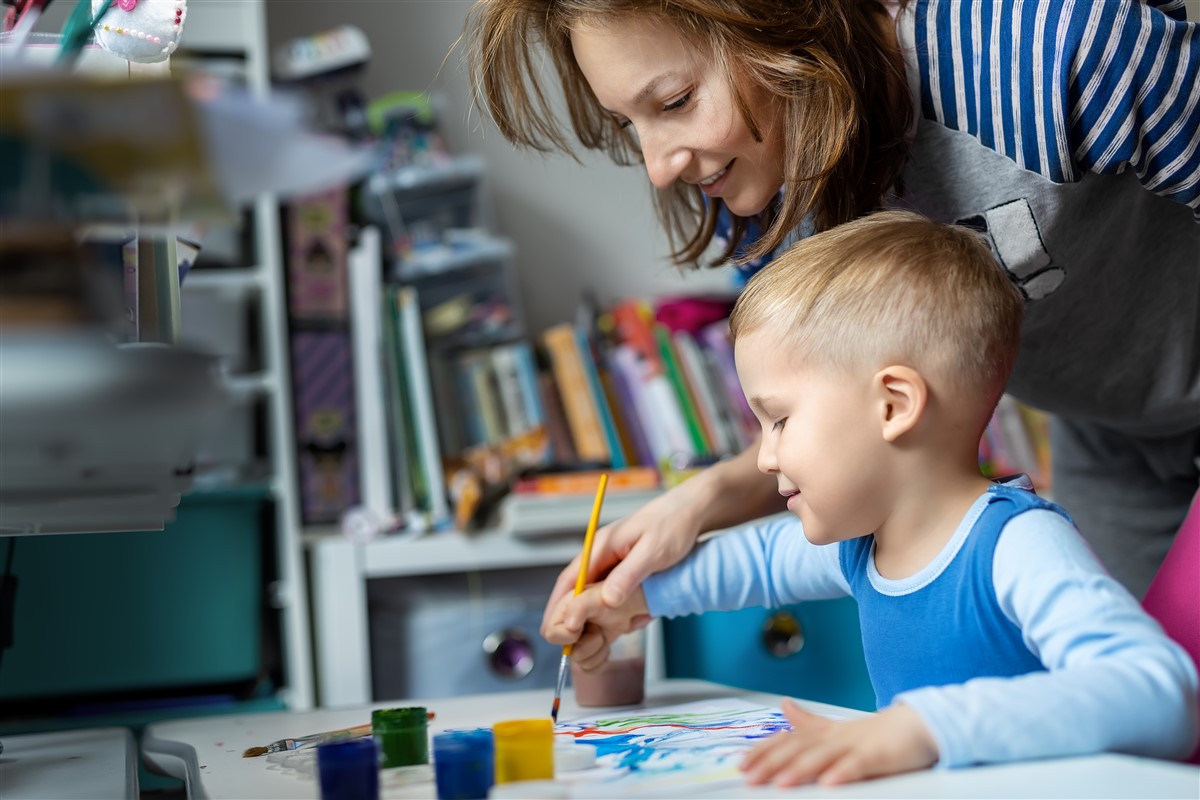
[570,628,646,707]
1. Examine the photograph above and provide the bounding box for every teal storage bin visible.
[0,486,271,704]
[663,598,876,712]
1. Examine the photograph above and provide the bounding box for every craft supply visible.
[493,719,554,784]
[373,706,429,768]
[551,473,609,723]
[317,737,379,800]
[242,712,436,758]
[433,729,493,800]
[553,739,596,772]
[242,723,369,758]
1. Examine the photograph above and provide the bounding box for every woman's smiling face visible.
[570,15,786,217]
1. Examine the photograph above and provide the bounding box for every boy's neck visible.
[871,443,996,580]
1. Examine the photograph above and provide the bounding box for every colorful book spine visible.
[574,327,628,469]
[514,466,661,496]
[285,188,357,524]
[541,323,610,464]
[698,320,758,442]
[396,286,450,529]
[654,323,710,455]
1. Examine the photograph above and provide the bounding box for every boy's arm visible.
[642,513,850,619]
[896,509,1199,767]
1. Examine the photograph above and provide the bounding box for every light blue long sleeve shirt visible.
[643,479,1199,767]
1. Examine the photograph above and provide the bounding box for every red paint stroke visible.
[568,722,764,738]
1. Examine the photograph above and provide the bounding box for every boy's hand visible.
[541,583,651,672]
[740,700,938,787]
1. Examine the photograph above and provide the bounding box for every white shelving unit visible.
[177,0,312,710]
[305,490,670,708]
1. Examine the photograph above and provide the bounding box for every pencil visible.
[550,473,609,724]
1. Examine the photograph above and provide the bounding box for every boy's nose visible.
[756,442,778,475]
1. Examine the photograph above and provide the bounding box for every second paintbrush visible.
[550,473,609,723]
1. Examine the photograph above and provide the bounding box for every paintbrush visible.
[242,712,436,757]
[551,473,609,724]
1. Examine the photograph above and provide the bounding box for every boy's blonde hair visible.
[729,210,1025,419]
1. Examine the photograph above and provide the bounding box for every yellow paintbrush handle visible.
[563,473,609,660]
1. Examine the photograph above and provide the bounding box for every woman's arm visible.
[541,440,782,633]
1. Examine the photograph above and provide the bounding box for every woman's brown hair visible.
[463,0,912,267]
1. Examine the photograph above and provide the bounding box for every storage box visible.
[663,599,876,711]
[0,487,271,706]
[367,565,562,700]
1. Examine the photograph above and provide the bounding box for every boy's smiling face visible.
[735,330,891,545]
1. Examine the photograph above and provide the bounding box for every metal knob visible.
[482,627,535,679]
[762,610,805,658]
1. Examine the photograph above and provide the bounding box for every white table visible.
[142,679,1200,799]
[0,727,139,800]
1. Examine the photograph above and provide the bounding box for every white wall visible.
[264,0,734,334]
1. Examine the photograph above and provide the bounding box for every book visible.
[600,344,655,467]
[385,286,430,516]
[347,226,394,521]
[654,323,710,455]
[537,371,578,466]
[698,320,758,443]
[513,466,661,496]
[609,343,694,464]
[541,323,610,464]
[396,286,450,528]
[673,329,739,455]
[574,326,628,469]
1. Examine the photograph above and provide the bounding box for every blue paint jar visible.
[433,729,494,799]
[317,737,379,800]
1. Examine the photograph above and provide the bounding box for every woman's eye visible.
[618,119,632,130]
[664,92,692,112]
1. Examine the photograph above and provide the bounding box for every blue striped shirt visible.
[912,0,1198,214]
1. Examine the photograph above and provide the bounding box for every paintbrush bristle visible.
[242,746,269,758]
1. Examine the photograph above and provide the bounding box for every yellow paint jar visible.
[492,719,554,783]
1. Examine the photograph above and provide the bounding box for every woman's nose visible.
[640,129,691,190]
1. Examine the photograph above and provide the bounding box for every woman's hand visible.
[540,443,782,636]
[740,701,939,787]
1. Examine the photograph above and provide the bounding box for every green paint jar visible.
[372,706,429,768]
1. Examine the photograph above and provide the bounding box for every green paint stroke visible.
[593,707,772,728]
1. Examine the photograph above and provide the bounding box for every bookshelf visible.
[175,0,313,710]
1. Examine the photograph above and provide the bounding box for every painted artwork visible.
[557,698,808,796]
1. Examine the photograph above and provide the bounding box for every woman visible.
[463,0,1200,617]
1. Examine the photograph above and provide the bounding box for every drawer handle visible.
[482,627,535,679]
[762,611,805,658]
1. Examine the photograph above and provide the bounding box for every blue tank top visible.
[839,484,1069,709]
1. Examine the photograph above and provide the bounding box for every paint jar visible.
[493,718,554,783]
[372,706,429,768]
[571,628,646,707]
[317,737,379,800]
[433,728,494,799]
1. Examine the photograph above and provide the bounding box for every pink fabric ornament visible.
[91,0,186,63]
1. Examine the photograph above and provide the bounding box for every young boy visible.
[544,211,1199,787]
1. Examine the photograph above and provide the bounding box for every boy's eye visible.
[663,92,692,112]
[772,418,786,432]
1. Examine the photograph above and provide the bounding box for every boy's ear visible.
[873,365,927,442]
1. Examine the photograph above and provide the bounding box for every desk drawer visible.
[663,598,875,711]
[367,566,561,701]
